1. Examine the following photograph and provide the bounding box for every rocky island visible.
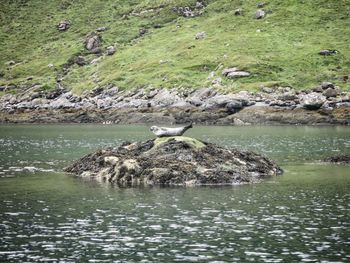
[65,136,282,186]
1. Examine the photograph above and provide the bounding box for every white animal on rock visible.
[150,123,193,137]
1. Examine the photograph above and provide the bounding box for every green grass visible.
[0,0,349,94]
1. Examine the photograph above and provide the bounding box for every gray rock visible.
[84,33,102,51]
[323,88,338,98]
[227,71,250,78]
[255,9,265,19]
[106,46,116,56]
[151,89,181,108]
[190,88,216,100]
[260,86,274,93]
[96,27,107,32]
[195,1,204,9]
[212,78,222,85]
[222,68,250,78]
[321,82,335,89]
[257,2,267,8]
[300,92,327,110]
[226,100,244,113]
[74,56,86,66]
[170,100,193,108]
[201,95,234,109]
[278,91,297,101]
[319,50,337,56]
[57,20,70,31]
[195,31,206,40]
[335,102,350,108]
[139,28,148,36]
[49,97,75,109]
[234,9,242,16]
[222,67,238,76]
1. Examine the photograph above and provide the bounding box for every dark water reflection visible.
[0,125,349,262]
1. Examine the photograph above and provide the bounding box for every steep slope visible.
[1,0,349,94]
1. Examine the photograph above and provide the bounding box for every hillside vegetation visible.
[1,0,350,94]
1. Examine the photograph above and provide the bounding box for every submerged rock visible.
[65,136,282,186]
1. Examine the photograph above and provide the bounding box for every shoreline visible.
[1,86,349,125]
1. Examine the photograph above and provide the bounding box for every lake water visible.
[0,125,349,262]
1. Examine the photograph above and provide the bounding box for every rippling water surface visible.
[0,125,349,262]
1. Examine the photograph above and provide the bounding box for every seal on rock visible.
[150,123,193,137]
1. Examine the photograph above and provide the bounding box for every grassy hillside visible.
[1,0,350,94]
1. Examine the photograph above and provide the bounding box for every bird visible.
[150,123,193,137]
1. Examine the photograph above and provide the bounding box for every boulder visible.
[319,50,337,56]
[222,68,250,78]
[106,46,116,56]
[96,27,107,32]
[300,92,327,110]
[226,100,244,113]
[84,33,102,51]
[65,136,282,186]
[57,20,70,31]
[255,9,265,19]
[151,89,182,108]
[139,28,148,36]
[321,82,335,89]
[49,97,75,109]
[195,31,206,40]
[234,9,243,16]
[323,88,338,98]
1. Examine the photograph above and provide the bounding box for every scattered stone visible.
[321,82,334,89]
[278,91,297,101]
[260,86,274,93]
[139,28,148,36]
[5,61,16,66]
[255,9,265,19]
[57,20,70,31]
[324,155,350,165]
[73,56,86,66]
[323,88,338,98]
[234,118,248,126]
[319,49,338,56]
[234,8,242,16]
[106,46,116,56]
[84,33,102,52]
[96,27,107,32]
[300,92,327,110]
[222,68,250,78]
[26,76,33,81]
[90,57,102,65]
[48,63,54,68]
[64,136,282,186]
[195,1,204,9]
[212,78,222,86]
[207,71,215,79]
[172,2,204,18]
[257,2,267,8]
[195,31,206,40]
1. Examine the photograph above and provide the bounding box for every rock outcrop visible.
[65,136,282,186]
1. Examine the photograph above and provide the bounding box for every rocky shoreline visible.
[1,83,349,125]
[65,136,283,186]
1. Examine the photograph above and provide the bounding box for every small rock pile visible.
[64,136,282,186]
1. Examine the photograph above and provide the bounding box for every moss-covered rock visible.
[65,137,282,186]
